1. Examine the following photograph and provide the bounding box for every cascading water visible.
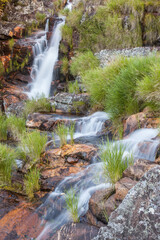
[36,128,159,239]
[27,1,71,98]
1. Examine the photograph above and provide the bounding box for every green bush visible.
[55,123,68,147]
[7,115,26,141]
[61,25,73,48]
[19,131,47,163]
[24,95,52,117]
[70,51,99,76]
[24,167,40,200]
[65,188,79,223]
[100,140,133,184]
[61,57,69,78]
[0,113,7,141]
[68,80,80,94]
[0,144,17,184]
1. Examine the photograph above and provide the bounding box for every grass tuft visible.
[55,124,68,147]
[24,167,40,200]
[65,188,79,223]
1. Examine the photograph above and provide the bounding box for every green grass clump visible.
[0,144,17,184]
[7,115,26,140]
[61,57,69,80]
[24,95,52,117]
[0,60,5,76]
[70,51,99,76]
[100,141,133,184]
[55,123,68,148]
[19,131,47,164]
[0,113,7,141]
[69,123,75,145]
[61,25,73,49]
[65,188,79,223]
[24,167,40,200]
[35,12,46,24]
[136,62,160,111]
[68,80,80,94]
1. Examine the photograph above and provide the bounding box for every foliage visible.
[61,57,69,77]
[7,115,26,141]
[100,140,133,184]
[19,131,47,163]
[70,51,99,76]
[68,80,80,94]
[35,12,46,24]
[0,0,8,11]
[24,167,40,200]
[69,123,75,145]
[24,95,52,117]
[8,38,15,51]
[65,188,79,223]
[61,25,73,48]
[55,123,68,147]
[0,113,7,140]
[0,60,5,76]
[0,144,17,185]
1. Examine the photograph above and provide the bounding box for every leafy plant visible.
[19,131,47,163]
[68,80,80,94]
[100,140,133,184]
[24,167,40,200]
[0,144,17,185]
[65,188,79,223]
[55,123,68,147]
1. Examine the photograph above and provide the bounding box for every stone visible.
[50,92,90,115]
[88,187,118,224]
[50,223,99,240]
[123,159,158,180]
[115,177,137,201]
[93,166,160,240]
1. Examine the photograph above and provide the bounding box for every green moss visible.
[144,13,160,45]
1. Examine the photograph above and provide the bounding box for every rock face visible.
[50,93,90,115]
[50,223,99,240]
[93,166,160,240]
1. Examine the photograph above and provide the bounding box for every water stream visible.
[36,127,159,239]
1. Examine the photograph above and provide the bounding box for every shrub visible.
[70,51,99,76]
[24,95,52,117]
[61,57,69,78]
[61,25,73,48]
[136,62,160,111]
[68,80,80,94]
[0,113,7,140]
[35,12,46,24]
[100,140,133,184]
[8,38,15,51]
[7,115,26,140]
[19,131,47,163]
[55,123,68,147]
[0,144,17,184]
[65,188,79,223]
[24,167,40,200]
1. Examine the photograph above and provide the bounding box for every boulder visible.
[123,158,158,180]
[115,177,137,201]
[93,166,160,240]
[50,93,90,115]
[50,223,99,240]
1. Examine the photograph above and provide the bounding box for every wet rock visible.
[93,166,160,240]
[50,93,90,115]
[123,110,160,136]
[50,223,99,240]
[115,177,137,201]
[123,158,158,180]
[5,101,25,116]
[88,187,118,225]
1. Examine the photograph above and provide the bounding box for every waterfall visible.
[36,128,159,239]
[27,1,72,99]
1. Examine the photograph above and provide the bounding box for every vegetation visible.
[65,188,79,223]
[68,80,80,94]
[70,51,99,76]
[35,12,46,24]
[69,123,75,145]
[0,60,5,76]
[100,141,133,184]
[7,115,26,140]
[24,96,52,117]
[0,113,7,141]
[0,144,17,185]
[24,167,40,200]
[82,55,160,122]
[55,123,68,147]
[19,131,47,164]
[61,57,69,80]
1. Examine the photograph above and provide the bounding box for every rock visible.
[115,177,137,201]
[5,101,25,117]
[93,166,160,240]
[50,223,99,240]
[123,159,158,180]
[88,187,118,225]
[123,110,160,136]
[50,93,90,115]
